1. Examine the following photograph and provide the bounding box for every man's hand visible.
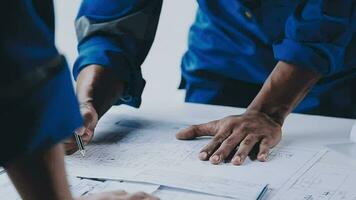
[64,102,98,154]
[65,65,125,155]
[176,110,282,165]
[177,61,320,166]
[77,191,159,200]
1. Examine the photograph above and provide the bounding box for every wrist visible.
[76,64,125,118]
[245,61,320,126]
[246,104,289,126]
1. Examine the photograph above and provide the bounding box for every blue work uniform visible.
[74,0,356,118]
[0,1,82,166]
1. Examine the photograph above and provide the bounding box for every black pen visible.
[74,132,86,157]
[256,184,269,200]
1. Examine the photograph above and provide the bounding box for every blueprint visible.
[273,162,356,200]
[0,174,159,199]
[66,115,326,199]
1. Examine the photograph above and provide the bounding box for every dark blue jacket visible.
[0,1,82,165]
[74,0,356,118]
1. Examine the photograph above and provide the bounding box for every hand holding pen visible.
[74,131,86,157]
[64,102,98,155]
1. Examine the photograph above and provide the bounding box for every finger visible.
[81,128,94,144]
[112,190,128,196]
[257,138,271,162]
[65,149,78,155]
[175,120,218,140]
[75,125,94,145]
[199,130,231,161]
[232,135,260,165]
[63,137,77,147]
[208,132,245,164]
[63,137,79,155]
[65,146,78,155]
[127,192,150,200]
[80,104,98,127]
[74,126,86,136]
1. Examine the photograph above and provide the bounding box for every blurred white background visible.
[54,0,198,107]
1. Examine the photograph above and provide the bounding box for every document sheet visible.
[66,114,326,199]
[0,173,159,199]
[153,187,235,200]
[273,162,356,200]
[326,121,356,160]
[326,143,356,161]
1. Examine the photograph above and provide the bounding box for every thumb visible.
[79,103,98,130]
[77,103,98,143]
[176,121,218,140]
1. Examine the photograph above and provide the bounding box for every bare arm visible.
[5,144,159,200]
[5,144,73,200]
[247,61,321,125]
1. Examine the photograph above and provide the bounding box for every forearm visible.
[76,65,125,117]
[247,61,321,125]
[4,144,73,200]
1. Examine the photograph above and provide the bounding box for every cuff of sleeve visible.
[0,63,83,166]
[73,36,145,108]
[273,39,342,76]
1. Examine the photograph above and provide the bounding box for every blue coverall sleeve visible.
[0,2,82,166]
[273,0,355,76]
[73,0,163,107]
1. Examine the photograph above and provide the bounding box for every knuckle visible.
[213,135,225,143]
[208,120,219,128]
[250,134,260,141]
[260,149,269,154]
[236,152,247,158]
[241,121,251,128]
[223,138,237,146]
[220,116,236,126]
[239,123,252,132]
[191,125,199,131]
[242,138,252,145]
[187,126,199,135]
[201,144,213,153]
[261,139,271,146]
[204,142,221,154]
[242,135,257,145]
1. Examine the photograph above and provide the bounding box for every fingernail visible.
[233,156,244,165]
[259,154,267,161]
[210,155,220,163]
[199,152,208,160]
[232,156,240,163]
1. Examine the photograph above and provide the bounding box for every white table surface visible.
[101,101,356,177]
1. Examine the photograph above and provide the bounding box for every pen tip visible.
[80,150,85,157]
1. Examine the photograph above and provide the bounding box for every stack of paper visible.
[274,162,356,200]
[3,114,353,200]
[65,114,327,200]
[0,173,159,199]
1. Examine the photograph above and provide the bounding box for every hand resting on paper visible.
[176,110,282,165]
[176,62,321,166]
